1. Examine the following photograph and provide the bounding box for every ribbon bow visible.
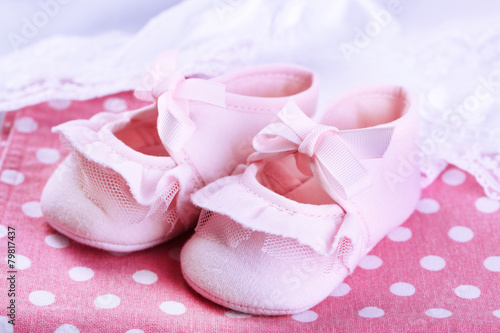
[249,102,394,199]
[134,50,226,151]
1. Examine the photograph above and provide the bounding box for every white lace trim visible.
[415,29,500,199]
[0,0,391,112]
[0,32,137,111]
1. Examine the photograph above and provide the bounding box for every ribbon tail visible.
[157,94,195,152]
[339,127,394,159]
[314,135,371,199]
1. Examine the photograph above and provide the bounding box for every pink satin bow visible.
[249,102,394,199]
[134,50,226,152]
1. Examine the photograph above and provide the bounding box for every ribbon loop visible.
[250,101,394,199]
[151,72,185,100]
[134,50,226,152]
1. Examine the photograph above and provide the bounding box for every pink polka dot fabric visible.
[0,92,499,332]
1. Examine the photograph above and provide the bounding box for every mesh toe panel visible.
[196,209,351,274]
[64,139,181,232]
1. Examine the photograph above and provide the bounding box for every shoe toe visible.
[41,157,178,251]
[181,232,348,315]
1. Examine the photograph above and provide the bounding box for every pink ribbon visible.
[134,50,226,152]
[249,102,394,199]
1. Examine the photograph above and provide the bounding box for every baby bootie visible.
[40,51,319,252]
[181,85,421,315]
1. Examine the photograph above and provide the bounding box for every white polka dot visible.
[168,247,181,261]
[125,330,144,333]
[358,307,384,318]
[441,168,466,186]
[484,256,500,272]
[45,234,70,248]
[448,226,474,242]
[5,254,31,270]
[132,270,158,285]
[0,316,14,333]
[358,255,383,270]
[455,285,481,299]
[15,117,38,133]
[420,255,446,271]
[225,311,252,319]
[160,301,186,315]
[94,294,120,309]
[29,290,55,306]
[0,225,7,238]
[48,99,71,110]
[22,201,43,218]
[54,324,79,333]
[416,198,440,214]
[36,148,60,164]
[390,282,415,296]
[103,98,127,112]
[387,226,412,242]
[69,267,94,282]
[475,197,500,214]
[425,308,452,318]
[1,170,25,185]
[330,283,351,297]
[292,310,318,322]
[493,310,500,318]
[108,251,128,256]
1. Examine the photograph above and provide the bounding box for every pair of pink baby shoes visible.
[41,50,421,315]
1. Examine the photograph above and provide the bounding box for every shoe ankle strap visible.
[249,101,394,199]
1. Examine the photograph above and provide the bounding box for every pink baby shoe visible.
[181,85,421,315]
[40,51,319,252]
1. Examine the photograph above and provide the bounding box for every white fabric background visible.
[0,0,181,55]
[0,0,499,197]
